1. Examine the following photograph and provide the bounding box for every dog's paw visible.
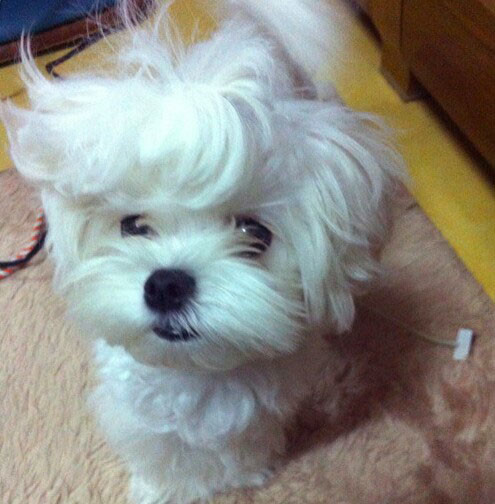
[130,475,170,504]
[130,474,214,504]
[232,467,275,489]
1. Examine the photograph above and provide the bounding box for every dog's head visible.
[1,2,400,371]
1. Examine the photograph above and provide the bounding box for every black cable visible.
[45,27,115,78]
[0,231,47,269]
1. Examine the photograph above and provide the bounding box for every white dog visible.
[1,0,402,502]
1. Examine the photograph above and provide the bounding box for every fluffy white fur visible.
[1,0,403,501]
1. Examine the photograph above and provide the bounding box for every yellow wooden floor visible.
[1,0,494,302]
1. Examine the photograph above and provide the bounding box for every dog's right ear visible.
[0,53,142,198]
[1,99,62,186]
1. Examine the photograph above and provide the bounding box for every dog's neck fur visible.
[91,337,326,448]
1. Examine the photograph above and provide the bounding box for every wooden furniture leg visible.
[380,42,424,101]
[369,0,424,101]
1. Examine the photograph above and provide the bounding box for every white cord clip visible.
[453,328,474,361]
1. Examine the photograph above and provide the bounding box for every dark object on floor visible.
[357,0,495,166]
[0,0,152,65]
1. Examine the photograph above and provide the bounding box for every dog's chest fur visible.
[90,339,325,452]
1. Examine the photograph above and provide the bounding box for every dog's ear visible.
[277,101,403,333]
[0,98,60,185]
[0,65,93,193]
[1,42,154,197]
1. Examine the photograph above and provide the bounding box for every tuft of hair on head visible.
[1,0,298,204]
[197,0,347,80]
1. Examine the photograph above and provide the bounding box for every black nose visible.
[144,269,196,314]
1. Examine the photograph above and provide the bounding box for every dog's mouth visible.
[152,324,199,342]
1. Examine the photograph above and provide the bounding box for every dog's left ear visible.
[277,101,403,333]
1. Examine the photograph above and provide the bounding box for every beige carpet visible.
[1,169,495,503]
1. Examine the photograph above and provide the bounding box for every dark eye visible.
[121,215,154,237]
[235,216,272,255]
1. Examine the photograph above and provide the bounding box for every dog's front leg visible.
[127,413,286,503]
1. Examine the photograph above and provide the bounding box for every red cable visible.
[0,209,46,280]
